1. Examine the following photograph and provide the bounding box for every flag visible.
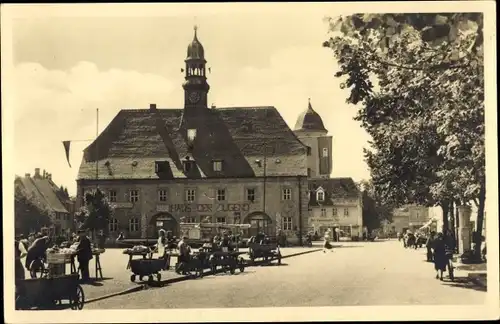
[62,141,71,167]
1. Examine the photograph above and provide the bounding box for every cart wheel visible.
[148,275,154,283]
[130,274,136,282]
[139,275,145,281]
[239,264,245,272]
[230,267,236,275]
[157,273,162,282]
[70,285,85,310]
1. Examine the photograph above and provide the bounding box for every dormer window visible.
[183,156,195,173]
[187,129,197,142]
[213,160,223,172]
[316,190,325,202]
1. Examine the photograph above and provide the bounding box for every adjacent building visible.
[76,27,310,240]
[15,168,74,235]
[391,204,432,233]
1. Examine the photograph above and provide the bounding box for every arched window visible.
[108,218,118,233]
[129,218,140,232]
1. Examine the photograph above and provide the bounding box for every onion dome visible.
[294,98,327,132]
[186,25,205,60]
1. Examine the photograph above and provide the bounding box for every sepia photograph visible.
[2,2,498,323]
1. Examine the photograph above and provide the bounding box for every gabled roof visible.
[15,175,69,213]
[78,107,308,180]
[308,177,360,206]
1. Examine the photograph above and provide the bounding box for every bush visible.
[460,249,483,264]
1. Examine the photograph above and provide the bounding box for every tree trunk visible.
[473,183,486,259]
[449,200,455,235]
[440,202,449,232]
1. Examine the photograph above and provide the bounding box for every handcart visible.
[129,258,167,283]
[173,250,211,278]
[248,242,282,265]
[15,273,84,310]
[210,250,246,274]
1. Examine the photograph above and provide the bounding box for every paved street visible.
[86,240,486,309]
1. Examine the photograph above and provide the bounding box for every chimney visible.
[43,169,47,178]
[34,168,41,178]
[149,103,157,111]
[47,173,52,180]
[25,173,30,178]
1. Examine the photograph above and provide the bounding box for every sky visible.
[9,4,372,196]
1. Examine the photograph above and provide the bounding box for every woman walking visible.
[432,232,447,281]
[323,229,333,253]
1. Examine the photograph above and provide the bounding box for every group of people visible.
[14,229,94,282]
[398,230,425,249]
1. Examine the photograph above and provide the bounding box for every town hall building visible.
[76,26,363,241]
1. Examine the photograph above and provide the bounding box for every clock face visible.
[188,91,201,103]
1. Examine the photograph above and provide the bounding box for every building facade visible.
[15,168,74,235]
[76,27,310,240]
[391,204,431,233]
[307,178,363,240]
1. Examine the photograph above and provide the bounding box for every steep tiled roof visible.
[78,107,308,180]
[308,177,360,206]
[16,176,69,213]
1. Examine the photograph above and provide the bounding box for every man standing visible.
[76,230,93,282]
[426,231,436,262]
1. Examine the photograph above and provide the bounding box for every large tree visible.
[358,180,394,232]
[75,188,114,238]
[14,185,52,235]
[323,13,485,257]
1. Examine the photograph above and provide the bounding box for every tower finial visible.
[194,24,198,38]
[308,98,313,110]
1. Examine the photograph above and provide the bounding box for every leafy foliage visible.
[75,188,114,236]
[14,184,52,235]
[323,13,485,254]
[358,180,394,231]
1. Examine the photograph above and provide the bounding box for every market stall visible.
[46,243,105,280]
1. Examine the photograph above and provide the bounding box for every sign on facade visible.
[157,203,251,213]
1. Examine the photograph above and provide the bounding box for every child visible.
[323,229,333,253]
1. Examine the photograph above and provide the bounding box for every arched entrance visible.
[148,212,179,238]
[243,212,273,237]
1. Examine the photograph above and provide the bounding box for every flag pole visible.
[96,108,99,189]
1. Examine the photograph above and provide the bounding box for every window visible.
[247,188,256,202]
[216,217,226,224]
[184,161,194,173]
[322,147,328,157]
[216,189,226,201]
[283,217,293,230]
[282,188,292,200]
[109,218,118,232]
[306,146,312,156]
[307,168,311,177]
[109,190,117,202]
[344,208,349,216]
[321,208,327,217]
[317,190,325,202]
[185,189,196,202]
[187,129,197,142]
[129,218,140,232]
[340,226,352,237]
[184,216,197,224]
[129,190,139,202]
[213,160,223,172]
[158,189,168,202]
[55,213,61,220]
[332,208,338,216]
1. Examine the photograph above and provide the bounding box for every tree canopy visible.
[15,185,52,235]
[358,180,394,232]
[323,13,485,255]
[75,188,114,237]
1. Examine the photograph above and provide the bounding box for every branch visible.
[368,54,469,71]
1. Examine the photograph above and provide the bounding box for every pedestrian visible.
[76,229,93,282]
[176,236,191,275]
[15,236,28,280]
[323,229,333,253]
[25,235,49,272]
[426,231,435,262]
[432,232,447,280]
[157,229,170,270]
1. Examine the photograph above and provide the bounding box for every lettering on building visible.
[157,203,251,213]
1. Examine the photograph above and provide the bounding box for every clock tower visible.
[183,25,210,109]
